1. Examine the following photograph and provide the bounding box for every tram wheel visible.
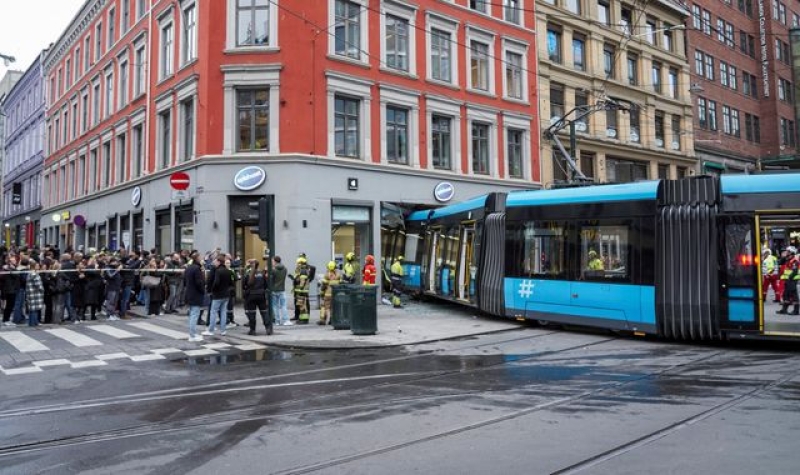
[537,320,550,326]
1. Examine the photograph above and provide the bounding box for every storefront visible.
[41,156,535,266]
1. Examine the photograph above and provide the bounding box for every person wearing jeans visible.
[184,253,207,342]
[269,256,290,325]
[202,257,233,337]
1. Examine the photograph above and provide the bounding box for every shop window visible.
[332,205,372,267]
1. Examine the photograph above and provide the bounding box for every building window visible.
[470,0,487,13]
[671,115,681,150]
[102,141,111,188]
[84,37,91,72]
[181,98,195,161]
[116,133,127,183]
[781,118,795,146]
[132,124,143,178]
[603,43,615,78]
[335,0,361,60]
[627,54,638,85]
[629,105,640,142]
[504,0,520,24]
[580,152,595,179]
[236,89,269,152]
[702,10,711,35]
[505,50,523,99]
[105,69,114,117]
[668,68,679,98]
[470,40,490,91]
[745,113,761,143]
[119,60,128,106]
[606,158,648,183]
[692,5,701,29]
[663,26,673,52]
[159,110,172,168]
[606,106,618,138]
[550,83,565,121]
[652,62,662,94]
[386,106,409,165]
[160,22,174,79]
[698,97,707,128]
[385,15,409,72]
[654,111,665,147]
[575,89,588,131]
[122,0,130,33]
[704,53,715,80]
[547,27,562,64]
[431,115,451,170]
[138,0,146,19]
[708,100,718,131]
[108,8,116,48]
[66,59,72,89]
[471,122,490,175]
[92,81,101,126]
[507,129,523,179]
[95,23,103,61]
[598,1,610,25]
[658,164,669,179]
[81,90,89,133]
[134,44,145,96]
[566,0,581,14]
[334,95,360,158]
[779,78,792,102]
[430,29,452,83]
[236,0,269,46]
[743,72,758,98]
[182,2,197,63]
[572,34,585,71]
[620,5,633,34]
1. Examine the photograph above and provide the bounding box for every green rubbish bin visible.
[331,284,356,330]
[351,286,378,335]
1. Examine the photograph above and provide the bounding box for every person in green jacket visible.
[269,256,290,325]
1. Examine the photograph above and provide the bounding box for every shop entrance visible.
[759,214,800,336]
[230,196,274,265]
[331,205,372,268]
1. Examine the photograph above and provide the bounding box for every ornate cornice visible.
[43,0,107,73]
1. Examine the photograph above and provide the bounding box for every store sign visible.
[758,0,770,97]
[233,166,266,191]
[12,183,22,205]
[434,182,455,203]
[131,186,142,207]
[61,211,71,221]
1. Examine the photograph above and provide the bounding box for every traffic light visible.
[248,197,269,242]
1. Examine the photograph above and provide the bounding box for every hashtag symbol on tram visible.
[518,280,534,299]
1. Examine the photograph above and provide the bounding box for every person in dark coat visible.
[184,253,206,341]
[146,261,166,316]
[103,259,123,320]
[59,254,78,322]
[74,263,88,322]
[41,258,55,323]
[84,262,105,320]
[244,260,272,336]
[202,257,233,336]
[121,251,142,316]
[1,255,20,326]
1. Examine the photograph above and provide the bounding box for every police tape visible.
[0,268,188,275]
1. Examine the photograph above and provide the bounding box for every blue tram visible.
[402,174,800,341]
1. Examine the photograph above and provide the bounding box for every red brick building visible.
[688,0,799,173]
[42,0,540,266]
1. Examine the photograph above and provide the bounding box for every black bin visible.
[351,286,378,335]
[331,284,356,330]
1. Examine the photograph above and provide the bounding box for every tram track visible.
[0,335,769,473]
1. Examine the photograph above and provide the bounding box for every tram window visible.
[725,224,755,286]
[522,221,567,279]
[403,231,421,264]
[580,224,629,281]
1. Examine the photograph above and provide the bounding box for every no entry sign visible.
[170,172,190,191]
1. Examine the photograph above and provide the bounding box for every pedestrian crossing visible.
[0,320,266,377]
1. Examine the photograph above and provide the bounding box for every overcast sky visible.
[0,0,87,79]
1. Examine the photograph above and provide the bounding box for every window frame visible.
[467,27,496,95]
[427,96,461,173]
[226,0,279,50]
[426,13,459,86]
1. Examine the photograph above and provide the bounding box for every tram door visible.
[720,216,760,334]
[425,228,442,293]
[457,224,476,301]
[757,213,800,336]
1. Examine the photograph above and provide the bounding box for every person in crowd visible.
[270,255,290,326]
[25,259,44,327]
[291,257,311,324]
[40,258,55,324]
[318,261,341,325]
[59,253,78,322]
[12,257,29,325]
[146,259,166,316]
[778,247,800,315]
[225,257,239,327]
[120,250,142,317]
[762,249,780,303]
[362,255,376,286]
[342,251,360,284]
[103,258,123,321]
[243,260,272,336]
[164,253,183,314]
[74,262,88,323]
[1,255,20,326]
[184,252,206,342]
[84,259,105,320]
[137,250,152,309]
[390,255,405,308]
[203,257,233,336]
[51,260,71,324]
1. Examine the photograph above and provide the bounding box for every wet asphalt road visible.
[1,328,799,475]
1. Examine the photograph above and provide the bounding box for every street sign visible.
[170,172,190,190]
[171,189,189,201]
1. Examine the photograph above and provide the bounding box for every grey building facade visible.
[2,57,45,248]
[0,69,24,244]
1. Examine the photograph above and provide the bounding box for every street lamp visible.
[0,53,16,67]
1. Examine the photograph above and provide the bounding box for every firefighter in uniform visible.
[390,256,404,308]
[318,261,341,325]
[362,255,377,286]
[762,249,780,302]
[291,257,311,323]
[777,247,800,315]
[342,252,360,284]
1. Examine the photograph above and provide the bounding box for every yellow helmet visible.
[588,250,597,258]
[345,252,355,261]
[396,255,404,261]
[327,261,336,271]
[296,257,307,265]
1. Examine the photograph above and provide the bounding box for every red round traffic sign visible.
[170,172,190,191]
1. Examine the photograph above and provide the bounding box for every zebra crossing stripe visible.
[96,353,131,361]
[184,349,219,357]
[129,354,166,362]
[45,328,103,347]
[33,359,71,367]
[204,343,233,350]
[88,325,140,339]
[127,322,187,340]
[151,348,183,355]
[1,366,43,375]
[71,360,108,369]
[0,332,49,353]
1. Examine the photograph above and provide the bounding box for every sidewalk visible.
[128,299,522,350]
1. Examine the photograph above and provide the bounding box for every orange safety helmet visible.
[365,254,375,265]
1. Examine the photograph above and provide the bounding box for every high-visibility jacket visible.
[320,270,341,297]
[763,254,778,275]
[780,260,800,281]
[588,258,604,271]
[391,260,404,278]
[343,261,360,283]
